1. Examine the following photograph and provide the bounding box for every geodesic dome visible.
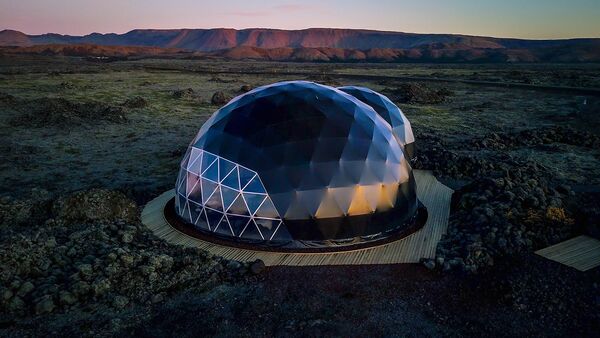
[338,86,415,161]
[174,81,422,248]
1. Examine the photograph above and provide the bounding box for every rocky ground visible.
[0,189,263,336]
[1,187,598,337]
[0,57,599,336]
[415,126,600,273]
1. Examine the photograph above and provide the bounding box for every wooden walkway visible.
[535,235,600,271]
[141,170,453,266]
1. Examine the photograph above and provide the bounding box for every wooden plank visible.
[141,170,453,266]
[536,236,596,257]
[560,246,600,265]
[537,237,595,258]
[577,257,600,271]
[535,235,600,272]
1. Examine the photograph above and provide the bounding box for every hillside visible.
[1,28,599,62]
[0,44,189,58]
[0,29,32,47]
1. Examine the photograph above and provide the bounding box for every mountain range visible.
[1,28,599,62]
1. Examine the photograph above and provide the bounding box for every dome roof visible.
[174,81,420,247]
[338,86,415,161]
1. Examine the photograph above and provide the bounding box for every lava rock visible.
[422,259,436,270]
[35,296,55,314]
[53,189,137,224]
[249,259,266,274]
[122,96,148,108]
[17,282,34,297]
[226,260,242,271]
[58,291,77,305]
[383,83,452,104]
[0,188,53,228]
[112,295,129,309]
[211,91,232,105]
[172,88,195,99]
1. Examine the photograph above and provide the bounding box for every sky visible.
[1,0,599,39]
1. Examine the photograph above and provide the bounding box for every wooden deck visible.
[535,235,600,271]
[141,170,454,266]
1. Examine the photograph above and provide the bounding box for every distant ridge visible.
[1,28,600,62]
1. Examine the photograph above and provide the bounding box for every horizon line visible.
[2,27,599,41]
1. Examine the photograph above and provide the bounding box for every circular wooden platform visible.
[141,170,453,266]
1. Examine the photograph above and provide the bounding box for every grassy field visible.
[1,57,598,199]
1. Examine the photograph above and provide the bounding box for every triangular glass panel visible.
[330,186,357,213]
[214,216,233,236]
[176,167,187,192]
[221,167,240,190]
[226,215,251,236]
[195,208,210,231]
[201,151,217,174]
[189,201,203,225]
[238,166,255,190]
[205,208,223,230]
[201,178,218,204]
[255,197,279,218]
[315,191,343,218]
[240,220,264,240]
[243,175,265,193]
[221,186,239,211]
[218,158,236,182]
[254,218,280,240]
[186,173,201,197]
[269,222,293,241]
[204,185,223,211]
[203,159,219,182]
[180,148,191,170]
[227,194,250,216]
[243,193,266,215]
[358,166,380,185]
[347,186,371,215]
[176,193,186,215]
[181,201,192,224]
[296,189,326,216]
[266,192,292,218]
[188,179,202,202]
[177,169,187,194]
[187,148,203,173]
[344,160,366,183]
